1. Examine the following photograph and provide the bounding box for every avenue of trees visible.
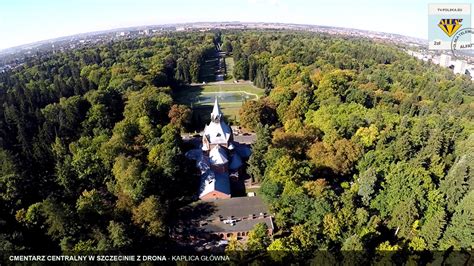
[0,30,472,263]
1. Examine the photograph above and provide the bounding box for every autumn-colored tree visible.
[239,99,277,131]
[303,179,330,198]
[168,104,191,131]
[307,138,362,175]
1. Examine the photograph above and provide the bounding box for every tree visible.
[272,129,314,158]
[148,125,181,179]
[387,199,418,239]
[168,104,191,131]
[108,221,132,249]
[247,124,271,182]
[73,239,97,252]
[222,40,233,53]
[233,58,249,80]
[305,103,368,142]
[123,86,172,125]
[76,189,108,218]
[41,198,76,240]
[357,168,378,206]
[323,213,342,241]
[69,135,109,190]
[112,155,146,205]
[419,208,446,249]
[41,95,90,141]
[264,155,312,185]
[274,63,302,88]
[174,58,191,83]
[372,161,433,218]
[303,179,330,198]
[0,149,21,204]
[315,69,354,104]
[225,235,243,252]
[439,190,474,249]
[439,154,472,213]
[132,196,167,238]
[239,100,277,131]
[342,234,364,251]
[353,124,379,148]
[289,224,318,249]
[307,138,362,176]
[266,239,292,262]
[246,223,270,252]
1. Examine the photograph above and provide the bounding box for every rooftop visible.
[199,171,231,198]
[210,97,223,122]
[202,216,273,233]
[209,145,228,165]
[198,196,274,234]
[203,120,232,145]
[205,196,270,220]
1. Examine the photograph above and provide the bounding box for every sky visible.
[0,0,468,50]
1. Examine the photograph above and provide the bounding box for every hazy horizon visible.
[0,20,426,52]
[0,0,463,50]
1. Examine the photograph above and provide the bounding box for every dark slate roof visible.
[205,196,270,220]
[202,217,273,233]
[234,142,251,158]
[229,153,243,170]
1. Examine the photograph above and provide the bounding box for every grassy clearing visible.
[225,57,234,73]
[174,83,264,123]
[174,83,264,103]
[200,83,265,96]
[192,105,241,125]
[224,57,234,82]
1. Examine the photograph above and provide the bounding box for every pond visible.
[193,92,258,105]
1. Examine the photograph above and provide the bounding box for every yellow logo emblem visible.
[438,19,463,37]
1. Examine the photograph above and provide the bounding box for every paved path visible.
[233,134,257,144]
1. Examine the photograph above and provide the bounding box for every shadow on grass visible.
[173,85,206,104]
[200,58,219,83]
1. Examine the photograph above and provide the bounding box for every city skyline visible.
[0,0,466,50]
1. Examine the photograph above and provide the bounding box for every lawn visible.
[192,104,241,125]
[224,57,234,82]
[174,83,265,125]
[199,83,265,96]
[174,83,264,103]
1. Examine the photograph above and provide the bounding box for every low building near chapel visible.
[199,196,274,240]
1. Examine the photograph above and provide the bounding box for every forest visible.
[0,30,472,263]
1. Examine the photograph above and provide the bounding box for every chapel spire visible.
[210,97,223,122]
